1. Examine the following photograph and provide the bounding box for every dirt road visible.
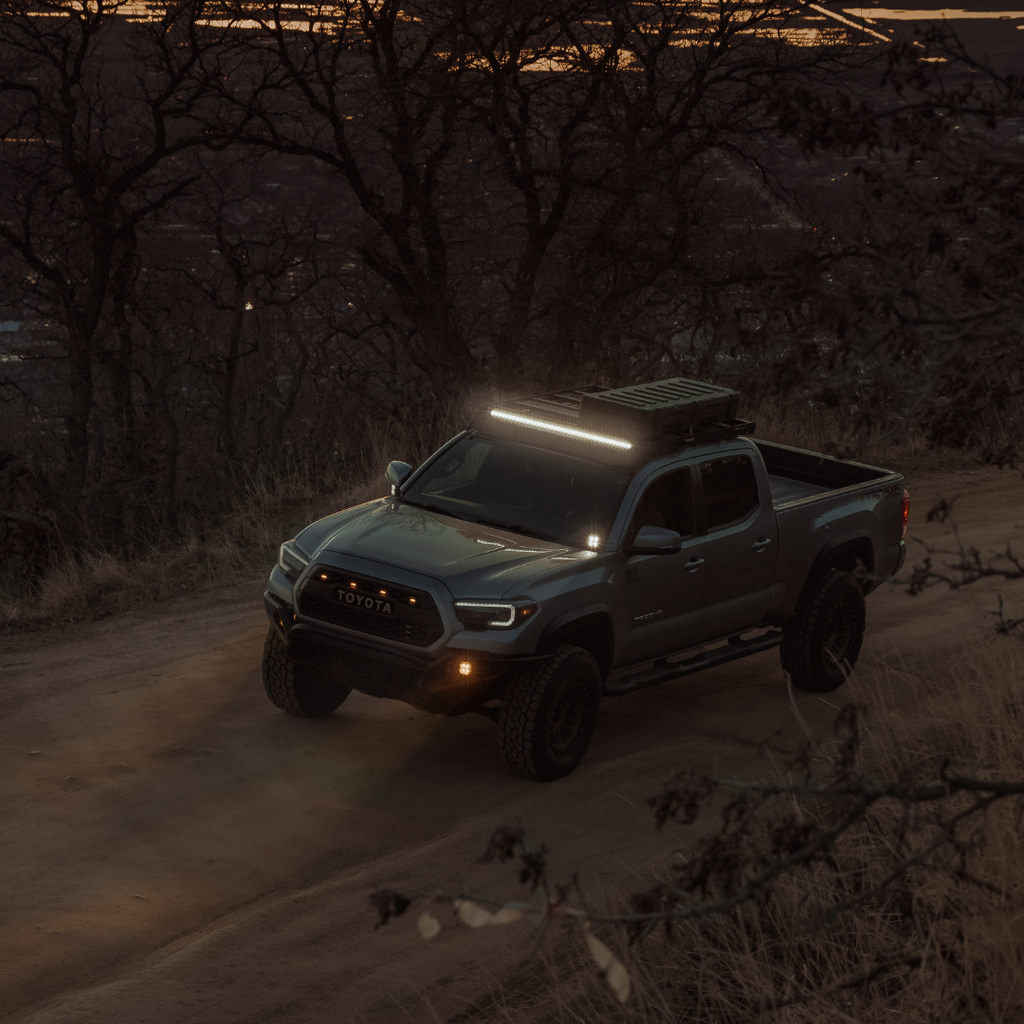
[2,462,1022,1023]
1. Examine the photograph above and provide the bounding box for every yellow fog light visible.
[459,661,473,676]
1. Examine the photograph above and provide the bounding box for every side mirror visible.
[627,525,682,555]
[386,461,413,493]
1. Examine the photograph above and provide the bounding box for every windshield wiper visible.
[469,516,559,543]
[403,499,472,522]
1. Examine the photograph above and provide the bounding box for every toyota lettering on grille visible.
[334,589,395,616]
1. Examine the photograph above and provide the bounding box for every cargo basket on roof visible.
[476,377,753,464]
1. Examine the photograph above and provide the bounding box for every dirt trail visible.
[1,463,1021,1023]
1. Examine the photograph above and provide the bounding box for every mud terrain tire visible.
[262,627,351,717]
[498,644,601,781]
[781,569,866,693]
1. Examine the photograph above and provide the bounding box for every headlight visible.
[277,539,309,582]
[453,601,537,629]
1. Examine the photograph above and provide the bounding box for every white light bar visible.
[454,600,516,627]
[489,409,632,450]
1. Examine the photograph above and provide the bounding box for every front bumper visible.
[263,591,540,714]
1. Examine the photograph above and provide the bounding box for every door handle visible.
[752,537,772,552]
[684,557,705,572]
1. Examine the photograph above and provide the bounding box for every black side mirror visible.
[386,461,413,493]
[627,525,682,555]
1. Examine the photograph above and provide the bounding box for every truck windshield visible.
[402,436,631,549]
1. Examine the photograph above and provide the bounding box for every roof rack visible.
[475,377,754,461]
[578,378,740,436]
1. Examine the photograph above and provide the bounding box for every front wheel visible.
[781,569,866,693]
[262,627,351,717]
[498,645,601,781]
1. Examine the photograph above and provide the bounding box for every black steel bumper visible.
[263,590,535,715]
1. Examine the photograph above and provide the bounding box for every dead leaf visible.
[583,923,631,1003]
[490,907,522,924]
[455,899,493,928]
[454,899,523,928]
[417,912,441,940]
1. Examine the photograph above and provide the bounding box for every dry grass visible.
[748,391,934,469]
[0,462,390,630]
[0,396,474,630]
[479,638,1024,1024]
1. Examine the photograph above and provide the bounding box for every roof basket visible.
[578,378,740,437]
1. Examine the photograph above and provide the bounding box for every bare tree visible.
[229,0,863,401]
[0,0,244,548]
[753,28,1024,451]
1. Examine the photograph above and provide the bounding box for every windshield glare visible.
[403,436,630,549]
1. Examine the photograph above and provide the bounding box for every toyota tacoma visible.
[262,378,908,780]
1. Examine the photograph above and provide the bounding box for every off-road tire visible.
[498,644,601,781]
[262,627,351,717]
[781,569,866,693]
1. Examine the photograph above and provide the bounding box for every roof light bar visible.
[489,409,632,450]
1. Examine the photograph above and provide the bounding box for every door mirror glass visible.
[386,461,413,491]
[627,525,682,555]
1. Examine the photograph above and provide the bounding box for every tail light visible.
[901,489,910,540]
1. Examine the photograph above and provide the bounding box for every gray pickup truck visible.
[263,378,908,780]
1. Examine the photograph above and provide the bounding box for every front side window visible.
[402,436,631,548]
[701,455,759,530]
[628,467,693,543]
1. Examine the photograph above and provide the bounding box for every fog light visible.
[587,534,600,550]
[459,661,472,676]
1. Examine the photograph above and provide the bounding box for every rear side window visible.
[701,456,758,530]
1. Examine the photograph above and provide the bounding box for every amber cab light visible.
[901,489,910,540]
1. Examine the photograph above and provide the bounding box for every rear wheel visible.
[781,569,866,693]
[262,627,351,717]
[498,644,601,781]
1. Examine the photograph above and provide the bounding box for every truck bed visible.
[755,440,892,508]
[766,473,830,505]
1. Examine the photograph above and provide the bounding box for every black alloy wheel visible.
[498,644,602,781]
[261,627,351,717]
[781,569,866,693]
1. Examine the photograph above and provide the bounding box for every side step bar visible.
[603,630,784,697]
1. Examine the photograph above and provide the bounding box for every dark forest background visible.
[1,0,1022,614]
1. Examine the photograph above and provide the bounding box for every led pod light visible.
[454,601,537,629]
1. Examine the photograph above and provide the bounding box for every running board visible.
[603,630,784,697]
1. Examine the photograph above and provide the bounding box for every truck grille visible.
[297,566,444,648]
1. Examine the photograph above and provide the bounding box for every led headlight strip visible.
[489,409,632,450]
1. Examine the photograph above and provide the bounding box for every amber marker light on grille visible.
[459,661,472,676]
[489,409,632,449]
[349,581,357,588]
[409,597,417,604]
[379,589,387,595]
[320,573,328,579]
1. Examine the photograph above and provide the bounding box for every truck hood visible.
[296,498,585,596]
